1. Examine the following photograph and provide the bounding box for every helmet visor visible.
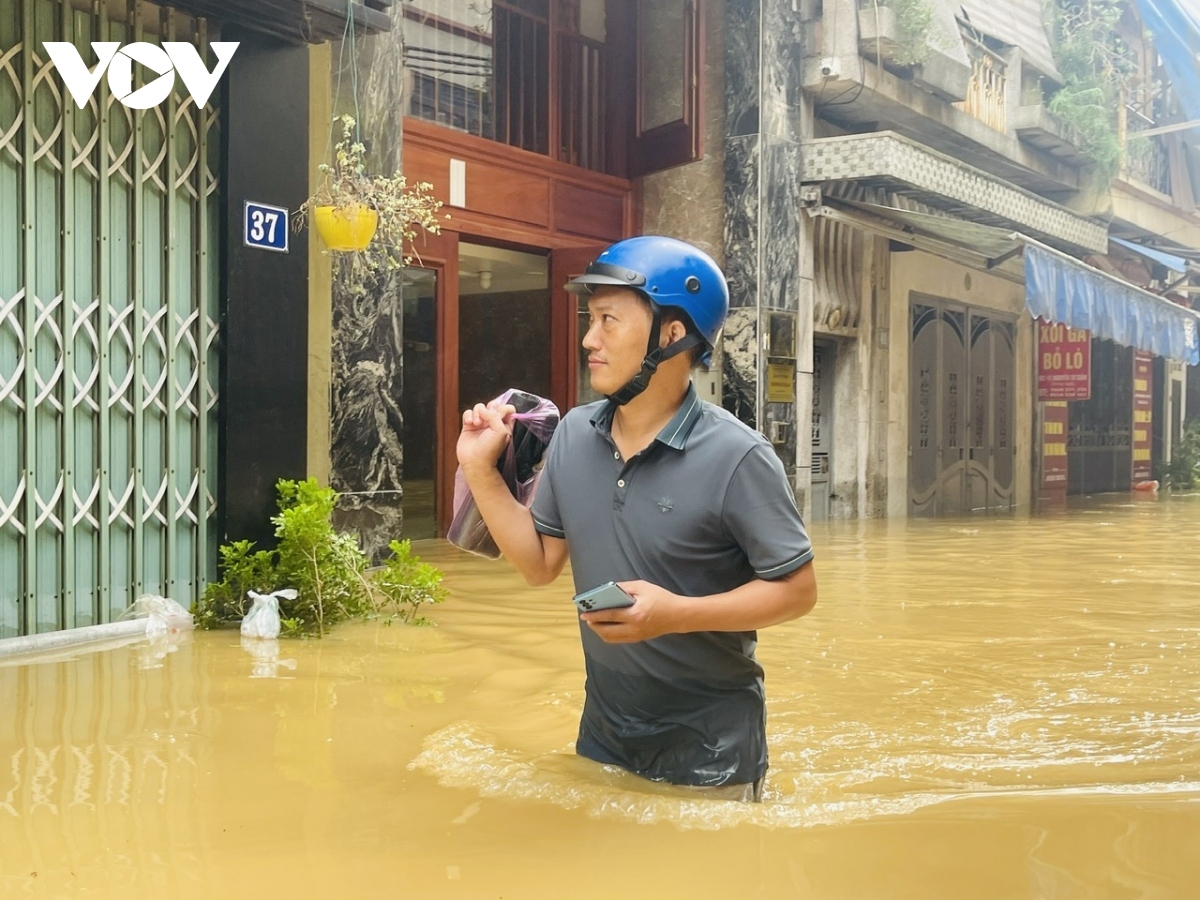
[564,261,648,295]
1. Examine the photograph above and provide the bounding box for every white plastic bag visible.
[240,589,297,639]
[120,594,194,638]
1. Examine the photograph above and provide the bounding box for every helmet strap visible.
[605,322,705,407]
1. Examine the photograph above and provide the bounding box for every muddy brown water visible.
[3,494,1200,897]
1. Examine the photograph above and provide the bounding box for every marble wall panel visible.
[724,134,760,310]
[761,0,803,140]
[721,0,811,488]
[329,263,407,563]
[762,136,801,312]
[725,0,761,137]
[327,18,410,563]
[722,306,759,427]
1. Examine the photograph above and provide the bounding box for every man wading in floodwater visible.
[456,236,817,802]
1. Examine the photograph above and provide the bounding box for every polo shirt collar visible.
[589,382,704,450]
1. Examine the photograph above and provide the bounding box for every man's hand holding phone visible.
[574,580,681,644]
[573,581,636,612]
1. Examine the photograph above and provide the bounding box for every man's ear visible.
[660,319,687,348]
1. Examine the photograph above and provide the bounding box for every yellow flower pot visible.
[313,205,379,251]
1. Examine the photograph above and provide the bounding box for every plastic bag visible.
[448,388,560,559]
[240,588,298,639]
[120,594,194,639]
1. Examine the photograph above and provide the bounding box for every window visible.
[629,0,703,174]
[402,0,703,176]
[403,0,600,168]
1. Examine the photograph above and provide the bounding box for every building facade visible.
[362,0,1199,536]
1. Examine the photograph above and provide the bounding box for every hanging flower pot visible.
[313,204,379,252]
[298,115,444,272]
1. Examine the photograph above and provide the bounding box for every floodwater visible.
[3,495,1200,898]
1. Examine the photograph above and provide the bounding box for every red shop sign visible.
[1037,319,1091,401]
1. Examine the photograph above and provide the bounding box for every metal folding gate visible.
[0,0,220,636]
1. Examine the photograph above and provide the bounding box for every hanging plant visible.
[296,114,444,270]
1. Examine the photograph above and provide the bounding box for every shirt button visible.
[617,479,626,488]
[614,451,619,459]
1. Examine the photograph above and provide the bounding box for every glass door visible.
[457,242,553,408]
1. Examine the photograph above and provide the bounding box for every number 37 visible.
[249,209,279,243]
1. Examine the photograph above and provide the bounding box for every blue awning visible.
[1023,241,1200,365]
[1134,0,1200,126]
[1110,236,1189,274]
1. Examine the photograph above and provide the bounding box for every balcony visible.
[1121,105,1172,197]
[856,1,971,102]
[1012,104,1087,163]
[953,38,1006,132]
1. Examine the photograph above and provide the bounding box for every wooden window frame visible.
[627,0,704,176]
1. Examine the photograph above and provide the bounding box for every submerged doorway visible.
[400,267,440,539]
[399,240,557,538]
[909,296,1016,516]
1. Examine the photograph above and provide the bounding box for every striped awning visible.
[1024,240,1200,365]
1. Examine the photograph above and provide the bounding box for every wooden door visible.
[407,231,460,535]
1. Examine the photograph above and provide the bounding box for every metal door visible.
[965,312,1015,511]
[909,297,1014,516]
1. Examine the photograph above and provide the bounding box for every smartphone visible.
[573,581,636,613]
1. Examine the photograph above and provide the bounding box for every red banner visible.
[1037,319,1091,401]
[1132,351,1153,483]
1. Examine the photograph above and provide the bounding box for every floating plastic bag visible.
[448,388,560,559]
[240,588,298,639]
[120,594,194,639]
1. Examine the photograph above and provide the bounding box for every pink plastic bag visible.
[447,389,560,559]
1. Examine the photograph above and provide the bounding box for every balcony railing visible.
[1122,105,1172,195]
[558,32,606,171]
[955,38,1006,132]
[493,2,551,155]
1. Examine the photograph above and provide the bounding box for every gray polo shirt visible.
[530,383,813,787]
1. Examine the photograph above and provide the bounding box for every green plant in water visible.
[1164,419,1200,490]
[193,540,278,630]
[1044,0,1137,184]
[374,539,448,627]
[195,478,447,636]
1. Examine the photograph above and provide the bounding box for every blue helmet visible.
[565,236,729,369]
